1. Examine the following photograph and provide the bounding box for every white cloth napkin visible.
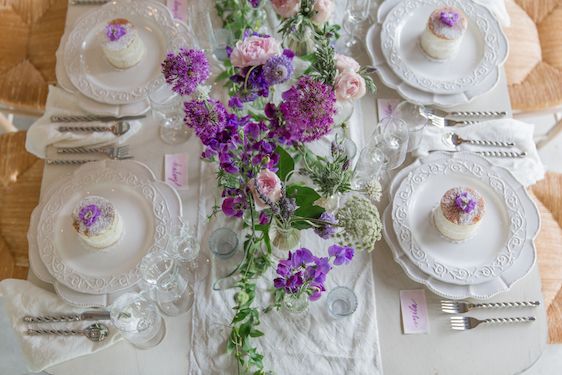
[474,0,511,26]
[0,279,121,372]
[413,119,545,186]
[26,86,142,159]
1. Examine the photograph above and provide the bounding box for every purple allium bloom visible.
[183,99,228,146]
[314,212,337,239]
[161,48,210,96]
[263,55,294,85]
[275,76,337,144]
[105,23,127,42]
[248,0,261,7]
[328,244,355,266]
[228,96,244,109]
[78,204,101,227]
[454,192,477,214]
[439,11,460,27]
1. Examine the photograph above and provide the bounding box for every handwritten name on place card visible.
[165,153,188,189]
[400,289,429,334]
[377,98,401,122]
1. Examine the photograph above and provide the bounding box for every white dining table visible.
[27,1,547,374]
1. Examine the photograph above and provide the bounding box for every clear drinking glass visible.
[339,0,372,52]
[326,286,358,318]
[209,228,239,259]
[188,4,216,53]
[392,102,428,152]
[165,220,210,283]
[372,117,409,170]
[352,145,389,191]
[110,293,166,349]
[213,29,234,61]
[139,253,194,317]
[149,85,191,145]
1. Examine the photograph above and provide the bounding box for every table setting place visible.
[0,0,551,374]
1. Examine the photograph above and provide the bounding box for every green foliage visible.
[215,0,267,40]
[306,40,338,86]
[276,146,295,182]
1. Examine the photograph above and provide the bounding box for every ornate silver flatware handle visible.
[23,314,81,323]
[58,126,110,133]
[70,0,109,5]
[51,114,144,122]
[27,328,85,336]
[57,147,106,154]
[464,139,514,147]
[451,111,507,118]
[476,151,527,158]
[46,159,97,166]
[484,317,535,324]
[475,301,540,309]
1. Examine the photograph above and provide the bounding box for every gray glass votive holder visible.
[209,228,239,259]
[327,286,358,318]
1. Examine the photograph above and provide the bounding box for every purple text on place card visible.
[167,0,188,22]
[165,153,188,189]
[400,289,429,334]
[377,98,401,122]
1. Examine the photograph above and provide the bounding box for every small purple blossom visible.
[328,244,355,266]
[105,23,127,42]
[314,212,337,239]
[259,211,271,225]
[263,55,293,85]
[455,192,477,214]
[78,204,101,227]
[248,0,261,7]
[183,99,228,146]
[161,48,210,96]
[439,11,460,27]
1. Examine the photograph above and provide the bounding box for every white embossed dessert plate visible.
[379,0,508,95]
[35,160,182,295]
[391,152,538,286]
[64,0,189,105]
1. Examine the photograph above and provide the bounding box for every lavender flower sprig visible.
[161,48,210,96]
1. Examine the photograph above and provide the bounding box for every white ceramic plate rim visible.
[380,0,508,95]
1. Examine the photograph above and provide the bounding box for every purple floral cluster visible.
[314,212,337,239]
[439,11,460,27]
[266,76,337,144]
[274,245,354,301]
[161,48,210,96]
[248,0,261,8]
[455,192,477,214]
[78,204,101,227]
[105,23,127,42]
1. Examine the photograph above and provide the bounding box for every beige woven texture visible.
[0,0,67,113]
[0,131,43,280]
[505,0,562,111]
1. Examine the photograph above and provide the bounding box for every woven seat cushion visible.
[0,131,43,280]
[0,0,67,113]
[530,172,562,343]
[505,0,562,112]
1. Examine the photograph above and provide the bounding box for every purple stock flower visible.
[328,244,355,266]
[183,99,228,145]
[78,204,101,227]
[105,23,127,42]
[161,48,210,96]
[263,55,293,85]
[314,212,337,239]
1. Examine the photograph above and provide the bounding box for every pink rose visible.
[271,0,301,18]
[334,71,367,101]
[335,54,360,73]
[249,169,282,208]
[311,0,334,24]
[230,35,282,68]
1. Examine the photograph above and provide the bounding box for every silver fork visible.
[58,121,131,136]
[56,145,130,159]
[420,107,507,119]
[441,300,540,314]
[430,116,477,128]
[450,316,535,330]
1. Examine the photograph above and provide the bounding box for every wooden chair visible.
[530,172,562,343]
[0,131,44,280]
[0,0,67,115]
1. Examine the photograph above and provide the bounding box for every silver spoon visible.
[58,121,131,136]
[26,322,110,342]
[444,132,515,148]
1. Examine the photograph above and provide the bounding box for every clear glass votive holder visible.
[139,253,195,317]
[326,286,358,318]
[110,293,166,349]
[149,85,191,145]
[209,227,239,259]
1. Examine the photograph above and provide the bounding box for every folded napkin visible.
[26,86,142,159]
[0,279,121,372]
[413,119,545,187]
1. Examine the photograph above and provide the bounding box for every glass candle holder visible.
[110,293,166,349]
[326,286,358,318]
[209,228,239,259]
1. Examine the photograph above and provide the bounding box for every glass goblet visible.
[352,145,389,191]
[372,117,409,170]
[165,220,210,283]
[338,0,372,52]
[149,85,191,145]
[392,101,428,152]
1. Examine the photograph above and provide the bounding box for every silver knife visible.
[50,114,146,123]
[23,311,110,323]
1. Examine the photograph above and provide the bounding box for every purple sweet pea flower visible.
[78,204,101,227]
[328,244,355,266]
[314,212,337,239]
[105,23,127,42]
[259,211,271,225]
[248,0,261,7]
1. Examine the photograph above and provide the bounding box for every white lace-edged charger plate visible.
[33,160,182,297]
[382,152,539,300]
[64,0,188,105]
[380,0,508,95]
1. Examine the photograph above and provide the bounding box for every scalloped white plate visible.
[382,152,539,300]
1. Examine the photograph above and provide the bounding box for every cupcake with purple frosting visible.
[420,6,468,61]
[433,187,485,242]
[72,196,123,249]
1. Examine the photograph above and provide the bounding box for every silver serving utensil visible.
[447,133,515,148]
[57,145,130,159]
[450,316,535,331]
[58,121,130,136]
[441,300,540,314]
[23,311,110,323]
[26,323,110,342]
[476,150,527,159]
[50,114,145,123]
[69,0,109,5]
[421,106,507,119]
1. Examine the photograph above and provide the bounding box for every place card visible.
[400,289,429,334]
[166,0,188,22]
[165,153,189,189]
[377,98,401,122]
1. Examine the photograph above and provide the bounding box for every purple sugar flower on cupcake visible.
[79,204,102,227]
[105,23,127,42]
[439,11,460,27]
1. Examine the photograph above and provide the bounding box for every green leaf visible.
[249,329,264,337]
[215,70,231,82]
[286,184,321,208]
[276,146,295,182]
